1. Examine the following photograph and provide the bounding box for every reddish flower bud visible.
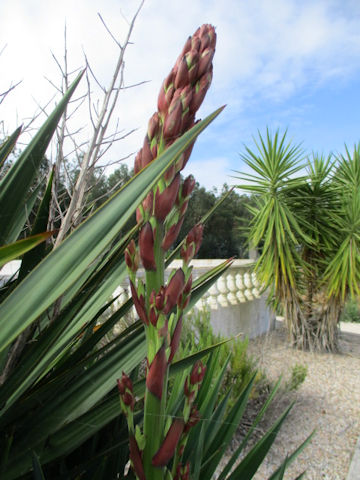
[169,315,182,363]
[162,217,184,252]
[117,378,125,395]
[134,151,142,174]
[181,224,203,263]
[130,281,148,325]
[184,275,193,295]
[177,293,190,310]
[142,136,154,167]
[184,378,195,401]
[158,72,175,115]
[185,50,199,84]
[148,112,160,140]
[142,191,154,214]
[123,391,135,410]
[180,200,189,218]
[181,175,196,199]
[164,163,176,184]
[125,239,139,273]
[146,345,167,399]
[179,36,192,59]
[180,85,193,111]
[129,434,146,480]
[184,405,201,433]
[152,418,185,467]
[174,463,190,480]
[155,286,166,311]
[118,372,135,411]
[149,306,158,326]
[139,222,156,271]
[164,269,185,314]
[136,206,143,224]
[163,99,182,140]
[121,371,133,391]
[190,69,213,114]
[197,47,214,78]
[154,173,181,221]
[191,35,201,52]
[190,361,206,385]
[174,56,189,90]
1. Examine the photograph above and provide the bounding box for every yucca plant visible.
[235,130,360,351]
[0,27,312,480]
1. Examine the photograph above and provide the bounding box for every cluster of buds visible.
[134,24,216,177]
[181,224,203,264]
[134,25,216,266]
[184,404,201,433]
[125,239,139,277]
[117,372,135,414]
[184,361,207,405]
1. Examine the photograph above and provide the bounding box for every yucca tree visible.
[236,130,360,352]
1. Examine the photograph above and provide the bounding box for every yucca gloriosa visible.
[0,25,312,480]
[236,130,360,352]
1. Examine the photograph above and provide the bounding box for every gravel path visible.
[229,323,360,480]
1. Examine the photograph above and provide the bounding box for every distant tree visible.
[179,182,253,258]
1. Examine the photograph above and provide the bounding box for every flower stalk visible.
[119,24,216,479]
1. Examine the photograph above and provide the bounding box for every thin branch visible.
[98,13,123,48]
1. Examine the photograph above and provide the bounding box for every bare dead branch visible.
[98,12,122,49]
[0,80,22,105]
[53,0,145,246]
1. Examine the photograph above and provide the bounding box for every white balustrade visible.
[111,259,275,339]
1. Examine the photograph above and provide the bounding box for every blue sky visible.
[1,0,360,190]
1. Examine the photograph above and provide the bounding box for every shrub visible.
[341,298,360,323]
[285,363,308,392]
[180,308,259,408]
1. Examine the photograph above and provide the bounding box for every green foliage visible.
[285,363,308,392]
[341,298,360,323]
[236,129,360,351]
[180,308,259,409]
[179,183,254,258]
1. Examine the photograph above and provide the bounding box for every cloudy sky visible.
[1,0,360,190]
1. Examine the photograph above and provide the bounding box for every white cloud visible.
[182,156,232,191]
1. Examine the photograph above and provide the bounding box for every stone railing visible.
[114,259,275,339]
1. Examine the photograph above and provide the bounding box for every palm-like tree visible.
[236,130,360,352]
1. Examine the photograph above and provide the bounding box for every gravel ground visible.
[223,323,360,480]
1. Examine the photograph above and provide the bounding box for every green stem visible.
[143,219,167,479]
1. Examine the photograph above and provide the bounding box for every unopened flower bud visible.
[162,217,184,252]
[184,405,201,433]
[163,99,182,140]
[125,239,139,273]
[129,434,146,480]
[169,316,182,363]
[181,224,203,263]
[130,281,148,325]
[181,175,196,199]
[148,112,160,139]
[152,418,185,467]
[190,361,206,385]
[164,269,185,314]
[139,222,156,271]
[154,173,180,221]
[146,345,167,399]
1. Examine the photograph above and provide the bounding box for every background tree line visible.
[72,162,254,259]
